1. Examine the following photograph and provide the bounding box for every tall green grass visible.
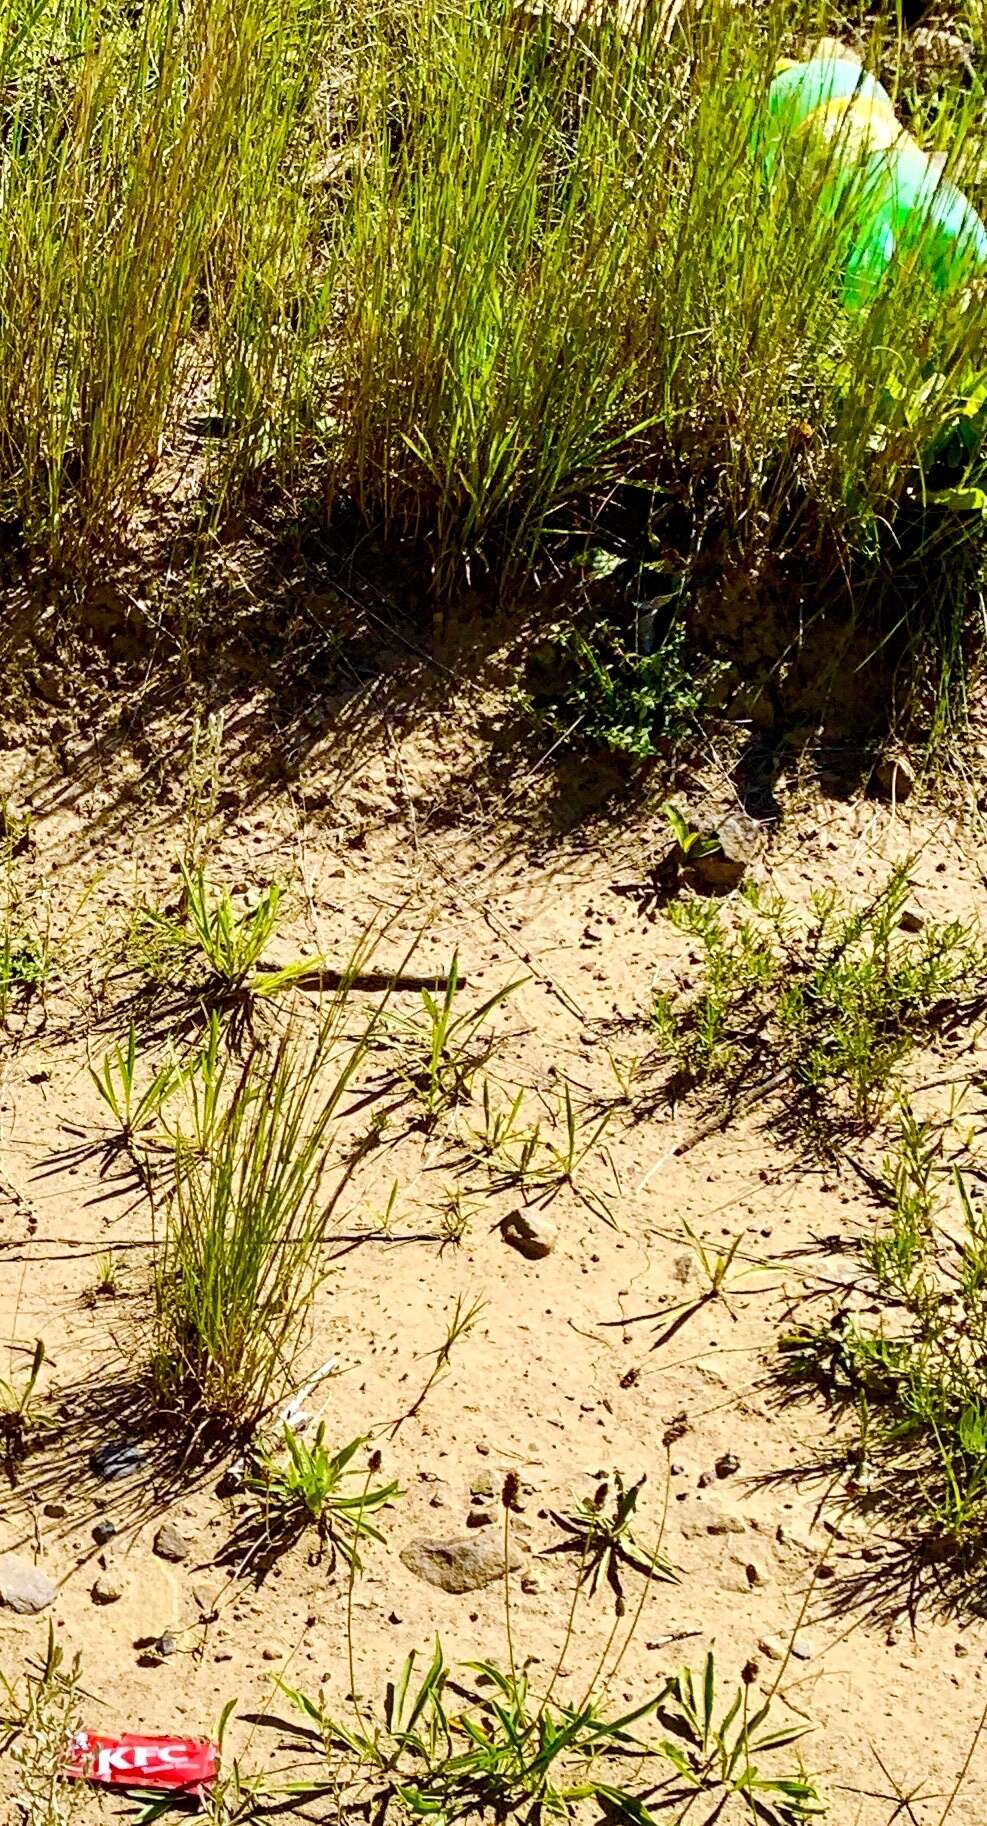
[1,0,985,633]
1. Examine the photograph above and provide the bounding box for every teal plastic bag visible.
[759,44,987,306]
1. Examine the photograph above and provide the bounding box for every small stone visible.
[715,1453,740,1480]
[955,1642,970,1658]
[262,1647,282,1662]
[92,1573,125,1605]
[153,1522,191,1564]
[466,1508,494,1529]
[91,1440,147,1482]
[475,1442,490,1457]
[873,753,914,803]
[44,1501,68,1520]
[680,1500,747,1539]
[471,1470,499,1501]
[744,1562,764,1588]
[501,1210,557,1260]
[899,908,925,935]
[214,1651,233,1663]
[790,1634,818,1662]
[400,1535,523,1594]
[0,1555,57,1614]
[93,1519,117,1546]
[758,1635,784,1662]
[520,1574,541,1595]
[686,815,762,891]
[157,1633,177,1658]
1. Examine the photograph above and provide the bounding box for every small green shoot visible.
[547,1471,678,1614]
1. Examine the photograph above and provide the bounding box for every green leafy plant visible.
[136,862,322,1003]
[0,1337,46,1480]
[1,1624,83,1826]
[244,1427,400,1569]
[661,803,719,862]
[89,1023,187,1155]
[779,1116,987,1561]
[645,1651,826,1822]
[547,1472,678,1614]
[540,619,702,761]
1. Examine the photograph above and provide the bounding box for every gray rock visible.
[715,1452,740,1480]
[93,1518,117,1546]
[0,1555,57,1614]
[400,1535,522,1594]
[686,815,762,891]
[92,1572,125,1605]
[501,1210,556,1260]
[153,1522,191,1564]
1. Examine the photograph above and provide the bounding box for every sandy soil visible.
[2,651,987,1826]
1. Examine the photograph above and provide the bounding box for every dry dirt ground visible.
[2,644,987,1825]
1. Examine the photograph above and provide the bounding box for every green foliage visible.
[547,1471,678,1614]
[245,1426,400,1568]
[647,1651,826,1821]
[282,1641,826,1826]
[136,863,322,1001]
[781,1116,987,1555]
[385,952,524,1125]
[654,866,987,1128]
[542,620,702,761]
[0,1338,46,1484]
[89,1023,187,1146]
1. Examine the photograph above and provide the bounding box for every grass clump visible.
[653,865,987,1129]
[151,1014,371,1434]
[282,1641,825,1826]
[385,951,524,1126]
[781,1115,987,1562]
[1,1626,83,1826]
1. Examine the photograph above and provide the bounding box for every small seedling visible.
[1,1339,46,1482]
[245,1427,400,1569]
[89,1023,186,1151]
[661,802,719,862]
[386,952,524,1125]
[547,1471,677,1613]
[390,1294,485,1434]
[83,1254,119,1307]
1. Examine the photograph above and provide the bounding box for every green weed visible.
[244,1427,400,1569]
[547,1471,678,1614]
[654,866,987,1130]
[781,1119,987,1560]
[136,863,321,1004]
[0,1625,83,1826]
[385,952,524,1126]
[0,1337,45,1480]
[537,618,703,761]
